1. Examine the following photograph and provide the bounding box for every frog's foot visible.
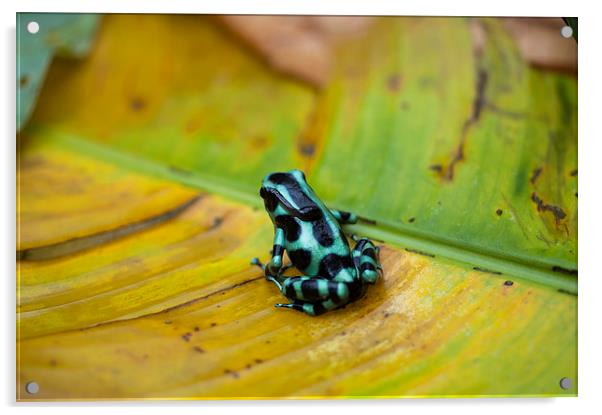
[275,301,325,316]
[351,237,382,284]
[275,298,344,316]
[330,209,358,225]
[250,257,265,270]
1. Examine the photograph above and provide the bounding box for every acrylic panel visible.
[16,13,577,400]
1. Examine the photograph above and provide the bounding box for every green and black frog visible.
[251,169,383,316]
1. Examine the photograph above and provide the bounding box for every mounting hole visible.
[27,21,40,34]
[559,377,572,390]
[25,381,39,394]
[560,25,573,39]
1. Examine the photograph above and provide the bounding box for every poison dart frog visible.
[251,169,382,316]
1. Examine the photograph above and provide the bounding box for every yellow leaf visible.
[18,146,576,398]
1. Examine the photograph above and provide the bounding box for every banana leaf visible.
[16,14,577,399]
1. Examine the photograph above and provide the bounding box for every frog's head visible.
[259,170,321,221]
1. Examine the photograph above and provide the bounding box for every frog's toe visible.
[266,275,283,291]
[275,303,296,311]
[274,302,305,313]
[251,257,265,268]
[361,269,379,284]
[275,301,320,316]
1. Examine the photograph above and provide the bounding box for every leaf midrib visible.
[28,127,577,294]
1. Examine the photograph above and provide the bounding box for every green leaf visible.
[311,18,577,291]
[17,13,99,131]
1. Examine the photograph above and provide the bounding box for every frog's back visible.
[264,170,357,281]
[281,214,356,280]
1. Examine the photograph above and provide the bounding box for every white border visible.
[7,0,590,16]
[3,1,601,415]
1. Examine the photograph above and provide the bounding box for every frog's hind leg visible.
[330,209,357,225]
[352,238,382,284]
[272,276,352,316]
[281,276,350,303]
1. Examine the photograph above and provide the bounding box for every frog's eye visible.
[262,188,277,212]
[264,187,321,221]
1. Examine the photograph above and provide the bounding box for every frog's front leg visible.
[251,227,286,275]
[266,227,285,275]
[329,209,357,225]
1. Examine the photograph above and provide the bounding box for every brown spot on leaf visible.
[504,280,514,286]
[570,169,577,177]
[211,217,224,229]
[193,346,205,353]
[130,97,146,111]
[251,135,268,148]
[552,266,578,277]
[19,75,29,88]
[224,368,239,378]
[429,164,443,173]
[496,209,503,216]
[408,217,415,223]
[386,74,401,92]
[531,192,567,223]
[473,267,502,275]
[181,332,192,342]
[442,68,488,181]
[530,167,543,184]
[298,143,315,156]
